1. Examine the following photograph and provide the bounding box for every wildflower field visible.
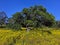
[0,28,60,45]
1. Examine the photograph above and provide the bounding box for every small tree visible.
[0,11,7,28]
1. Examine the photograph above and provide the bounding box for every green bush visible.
[6,23,21,30]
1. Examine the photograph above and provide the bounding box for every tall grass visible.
[0,28,60,45]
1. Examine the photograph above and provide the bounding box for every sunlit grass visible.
[0,28,60,45]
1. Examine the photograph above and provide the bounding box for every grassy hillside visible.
[0,28,60,45]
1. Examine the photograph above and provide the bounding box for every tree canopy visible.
[8,5,55,30]
[0,11,7,27]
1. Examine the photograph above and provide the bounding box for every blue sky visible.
[0,0,60,20]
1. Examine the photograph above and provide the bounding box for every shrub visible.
[6,23,21,30]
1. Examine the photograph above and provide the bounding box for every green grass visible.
[0,28,60,45]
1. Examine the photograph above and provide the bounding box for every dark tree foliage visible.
[55,21,60,28]
[7,5,56,30]
[0,11,7,28]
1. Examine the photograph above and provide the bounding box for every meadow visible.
[0,28,60,45]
